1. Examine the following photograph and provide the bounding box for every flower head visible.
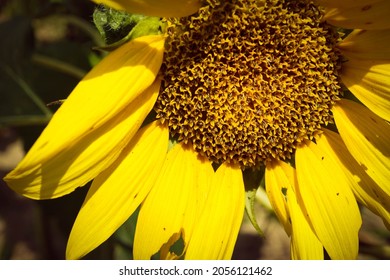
[4,0,390,260]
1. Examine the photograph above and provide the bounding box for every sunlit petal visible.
[185,163,245,260]
[266,160,323,259]
[338,29,390,60]
[295,141,361,259]
[341,60,390,122]
[93,0,201,17]
[4,79,161,199]
[333,99,390,198]
[288,185,324,260]
[14,35,163,167]
[317,0,380,7]
[320,0,390,30]
[265,160,293,235]
[319,129,390,228]
[133,143,201,260]
[4,35,165,198]
[66,122,169,260]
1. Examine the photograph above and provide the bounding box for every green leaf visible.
[0,15,97,127]
[0,17,52,126]
[92,5,161,50]
[243,169,265,237]
[0,64,52,127]
[0,16,34,69]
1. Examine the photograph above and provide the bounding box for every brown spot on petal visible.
[362,5,372,11]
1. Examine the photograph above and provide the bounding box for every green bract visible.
[93,5,161,49]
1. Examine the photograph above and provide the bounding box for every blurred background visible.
[0,0,389,260]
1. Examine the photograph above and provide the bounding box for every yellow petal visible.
[265,160,293,236]
[6,35,164,172]
[4,79,161,199]
[93,0,201,17]
[158,153,215,260]
[185,163,245,260]
[317,0,381,7]
[266,160,323,259]
[319,129,390,227]
[287,185,324,260]
[321,0,390,30]
[333,99,390,199]
[338,29,390,60]
[341,59,390,122]
[133,143,203,260]
[66,122,169,260]
[295,141,361,259]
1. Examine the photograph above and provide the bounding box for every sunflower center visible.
[154,0,342,168]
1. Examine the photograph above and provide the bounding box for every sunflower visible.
[4,0,390,260]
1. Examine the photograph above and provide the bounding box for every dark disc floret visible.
[155,0,342,168]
